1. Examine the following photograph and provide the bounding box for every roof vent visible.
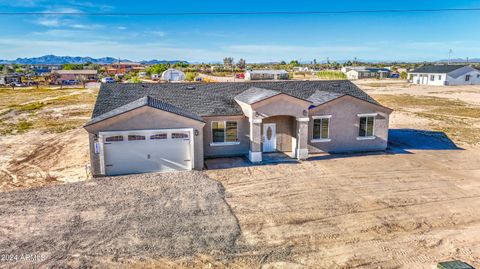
[185,86,196,90]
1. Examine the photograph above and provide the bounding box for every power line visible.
[0,8,480,16]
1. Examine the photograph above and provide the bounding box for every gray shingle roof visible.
[91,81,381,119]
[411,65,466,74]
[307,90,345,106]
[86,95,205,126]
[234,87,282,104]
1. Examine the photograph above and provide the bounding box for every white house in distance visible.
[345,67,391,80]
[244,70,289,80]
[408,65,480,86]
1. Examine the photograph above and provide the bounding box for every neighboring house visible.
[408,65,480,86]
[0,74,23,85]
[84,81,392,176]
[293,66,312,73]
[346,68,391,80]
[161,69,186,81]
[106,62,143,75]
[52,70,98,84]
[341,66,365,73]
[245,70,289,80]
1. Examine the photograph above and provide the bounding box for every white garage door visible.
[100,129,193,176]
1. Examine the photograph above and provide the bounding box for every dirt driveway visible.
[0,172,240,268]
[206,140,480,268]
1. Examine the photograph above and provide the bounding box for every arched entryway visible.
[262,115,297,157]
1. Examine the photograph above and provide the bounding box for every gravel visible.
[0,171,240,268]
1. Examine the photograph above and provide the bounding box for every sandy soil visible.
[207,145,480,268]
[1,82,480,268]
[0,129,90,191]
[355,79,480,106]
[0,172,240,268]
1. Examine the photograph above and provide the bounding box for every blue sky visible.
[0,0,479,62]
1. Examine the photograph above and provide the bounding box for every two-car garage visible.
[84,95,206,177]
[99,129,194,176]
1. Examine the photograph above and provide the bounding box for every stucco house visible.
[84,81,392,176]
[245,70,289,80]
[345,67,391,80]
[52,70,98,85]
[408,65,480,86]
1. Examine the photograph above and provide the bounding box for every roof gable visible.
[85,95,204,126]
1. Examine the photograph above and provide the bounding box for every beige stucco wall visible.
[251,94,311,119]
[202,115,250,157]
[308,95,392,153]
[84,106,205,175]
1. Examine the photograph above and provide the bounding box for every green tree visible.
[146,64,168,75]
[174,61,189,68]
[63,64,84,70]
[223,57,234,69]
[400,71,408,79]
[237,58,246,69]
[185,72,196,81]
[289,60,300,66]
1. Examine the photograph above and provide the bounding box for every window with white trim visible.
[212,121,237,143]
[313,117,329,140]
[466,75,470,81]
[430,75,435,81]
[359,116,375,137]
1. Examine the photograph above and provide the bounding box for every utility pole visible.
[448,49,453,65]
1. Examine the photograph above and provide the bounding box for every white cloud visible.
[117,26,127,30]
[146,31,167,37]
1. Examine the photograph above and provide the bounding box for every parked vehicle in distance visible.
[390,73,400,79]
[195,77,203,82]
[101,77,116,83]
[63,80,79,85]
[236,73,245,79]
[10,82,25,87]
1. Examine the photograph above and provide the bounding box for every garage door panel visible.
[102,129,193,176]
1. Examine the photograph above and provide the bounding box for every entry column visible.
[296,117,309,160]
[249,118,262,163]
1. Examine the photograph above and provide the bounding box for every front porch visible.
[234,87,312,163]
[248,115,310,163]
[205,152,299,169]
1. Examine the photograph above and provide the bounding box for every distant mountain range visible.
[0,55,187,65]
[438,58,480,63]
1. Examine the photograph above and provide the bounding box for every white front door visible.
[263,123,276,152]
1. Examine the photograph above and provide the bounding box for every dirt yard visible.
[0,172,240,268]
[0,86,96,191]
[1,81,480,268]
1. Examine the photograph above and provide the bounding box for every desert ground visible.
[0,80,479,268]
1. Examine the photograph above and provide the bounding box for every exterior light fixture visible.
[303,110,308,116]
[194,130,199,136]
